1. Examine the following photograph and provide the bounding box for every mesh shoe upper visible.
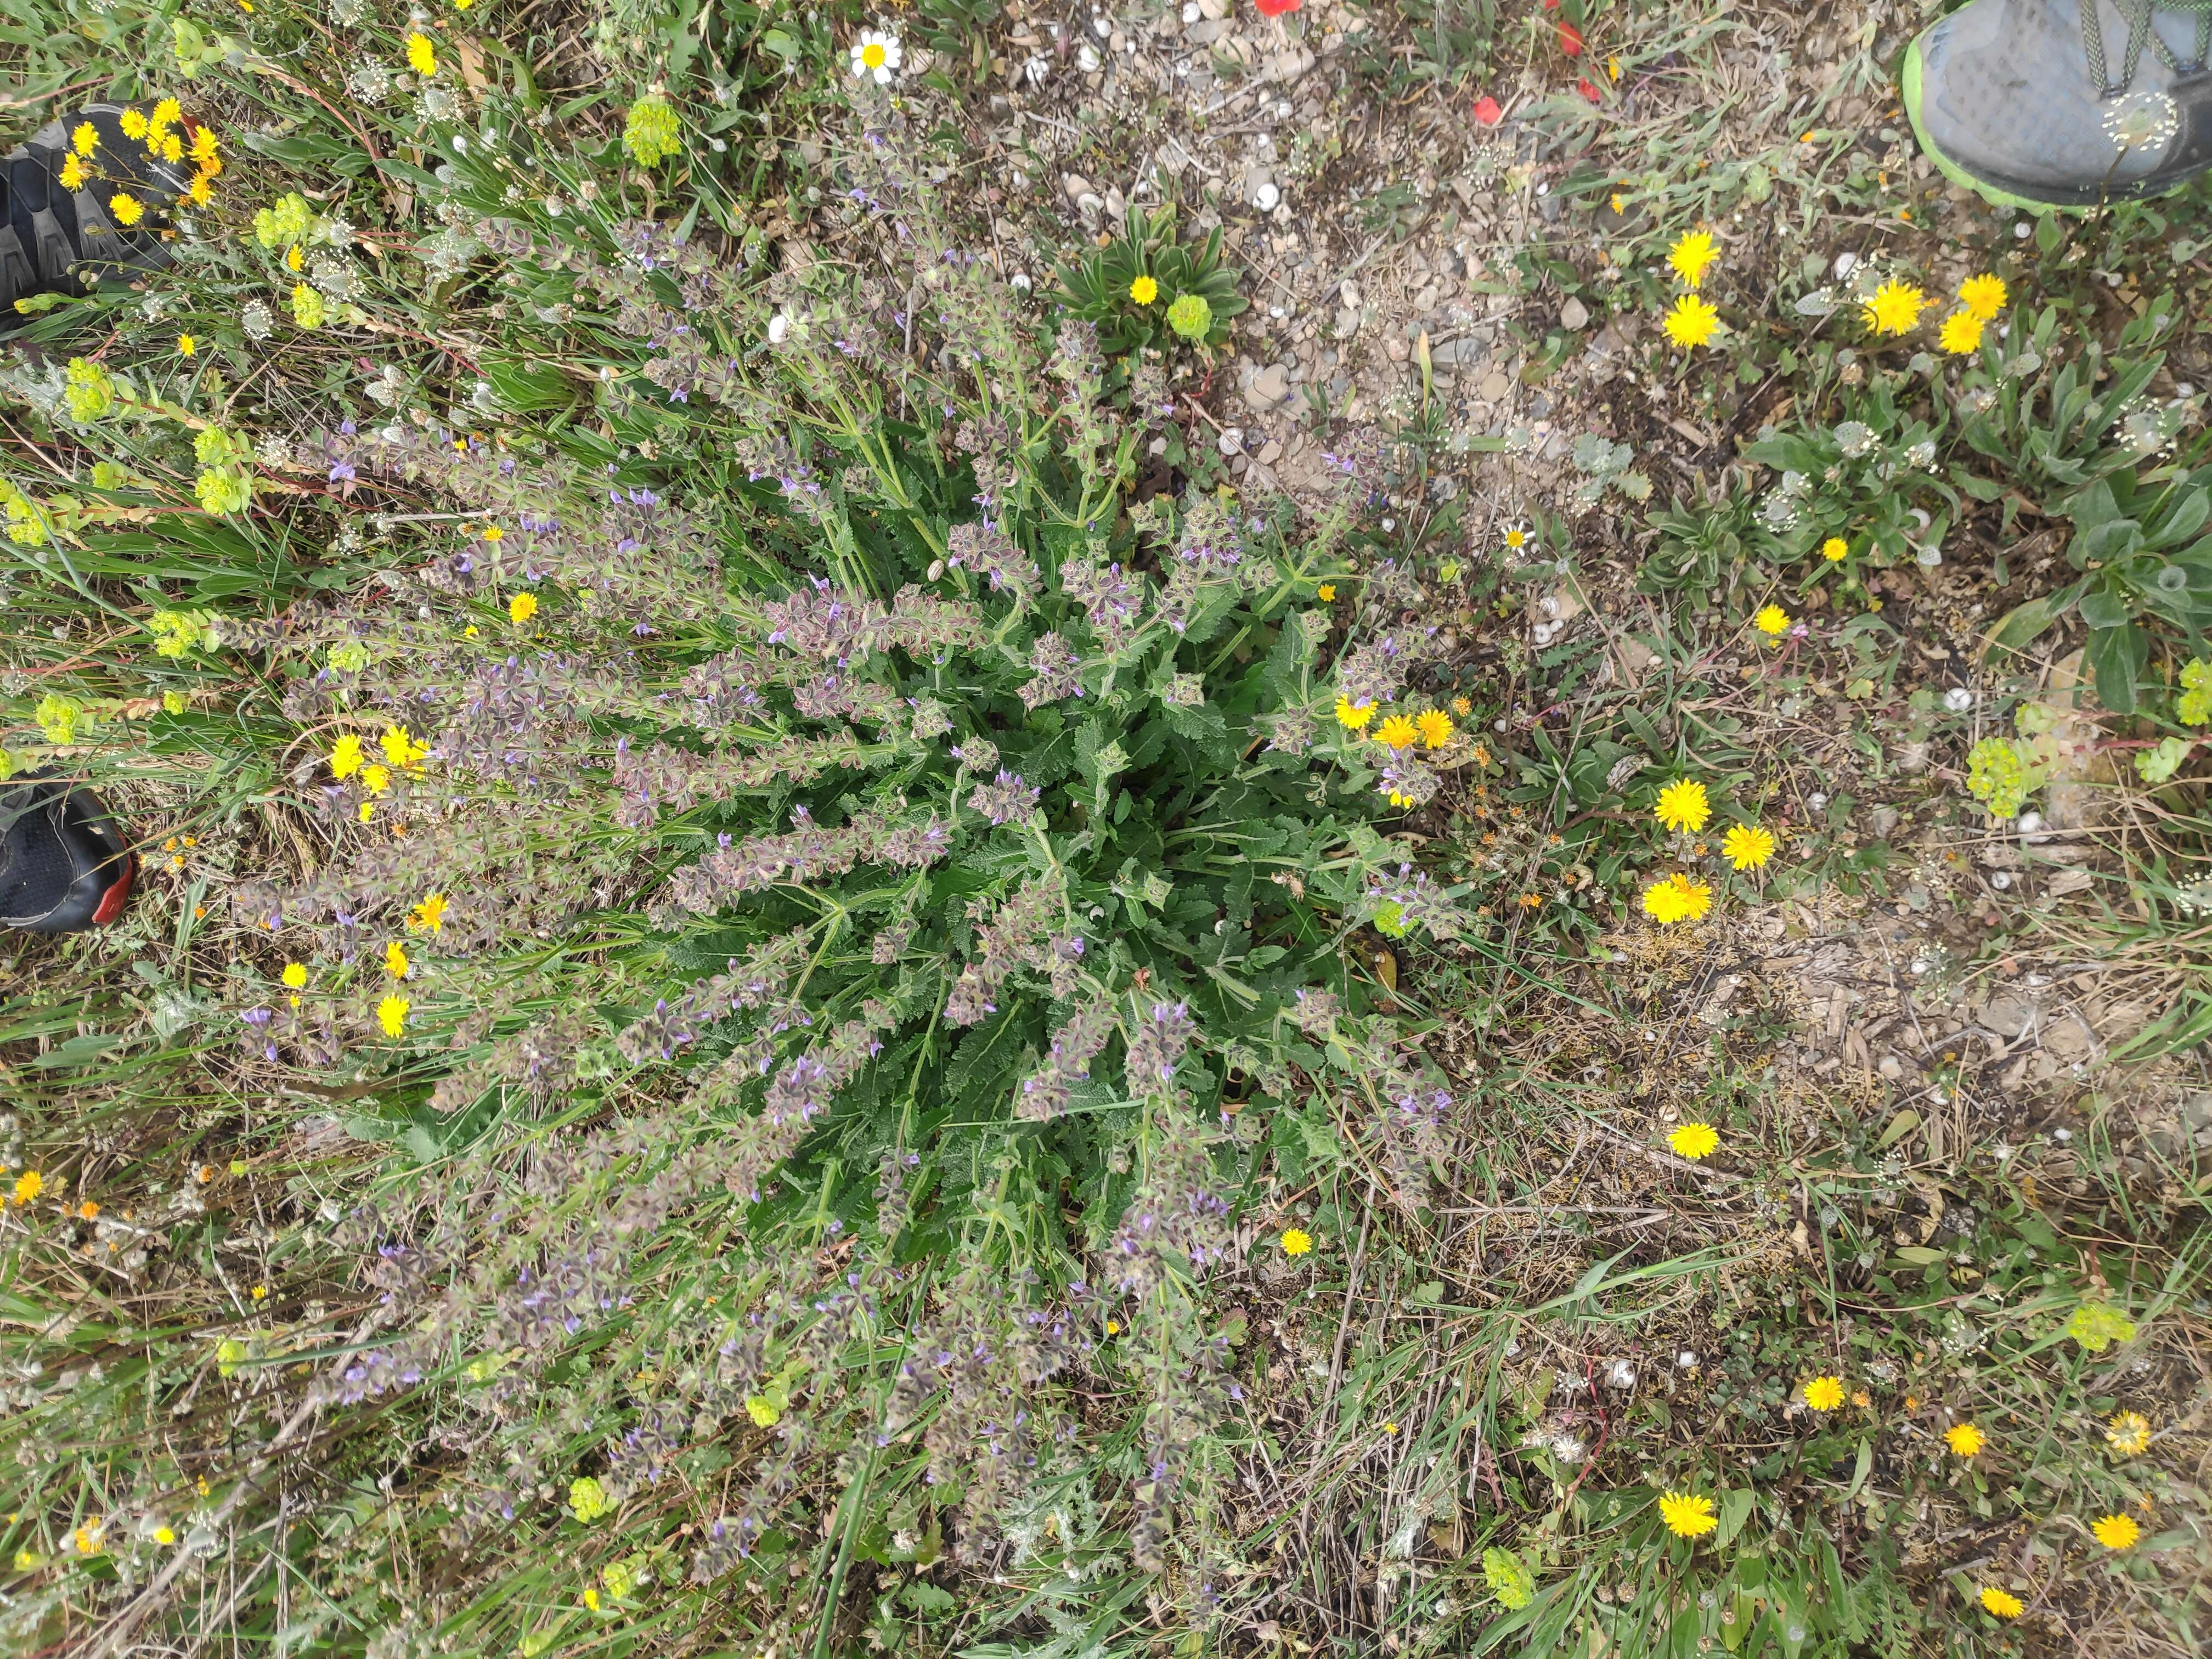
[1,103,189,323]
[1914,0,2212,202]
[0,778,134,933]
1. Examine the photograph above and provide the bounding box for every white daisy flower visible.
[850,29,902,84]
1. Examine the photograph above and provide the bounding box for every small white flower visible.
[767,312,792,345]
[850,29,902,84]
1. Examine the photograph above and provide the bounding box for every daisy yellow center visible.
[862,41,886,66]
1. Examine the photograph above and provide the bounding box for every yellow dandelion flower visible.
[160,133,184,165]
[1860,280,1926,337]
[281,962,308,990]
[1667,229,1719,289]
[1945,1423,1987,1457]
[1280,1227,1313,1256]
[1657,1492,1717,1538]
[190,126,219,164]
[409,892,449,934]
[152,97,182,130]
[109,193,145,228]
[1662,293,1721,349]
[59,154,87,190]
[330,733,364,779]
[285,244,303,273]
[2105,1411,2152,1457]
[1978,1587,2022,1618]
[381,725,428,768]
[2090,1513,2141,1550]
[187,173,214,207]
[1640,873,1712,924]
[177,333,196,357]
[376,994,410,1038]
[1317,583,1336,601]
[1958,273,2006,321]
[72,121,98,157]
[1938,311,1983,356]
[154,1526,176,1546]
[1721,823,1775,871]
[1654,778,1711,834]
[1802,1375,1846,1412]
[1415,710,1454,749]
[120,108,149,140]
[384,940,410,980]
[509,591,539,624]
[1667,1122,1720,1159]
[1129,275,1159,305]
[1821,536,1849,561]
[1374,713,1420,750]
[406,32,438,75]
[482,524,504,542]
[13,1170,43,1205]
[1334,696,1375,730]
[1754,605,1790,638]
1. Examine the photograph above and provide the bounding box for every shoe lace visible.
[2081,0,2212,99]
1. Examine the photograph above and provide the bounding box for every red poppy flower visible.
[1558,20,1584,55]
[1255,0,1301,14]
[1577,77,1601,103]
[1472,94,1503,126]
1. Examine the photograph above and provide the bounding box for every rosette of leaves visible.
[1052,202,1246,355]
[1640,378,1957,601]
[1985,458,2212,713]
[61,116,1465,1620]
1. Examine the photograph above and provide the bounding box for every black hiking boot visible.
[1,101,193,330]
[0,776,137,933]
